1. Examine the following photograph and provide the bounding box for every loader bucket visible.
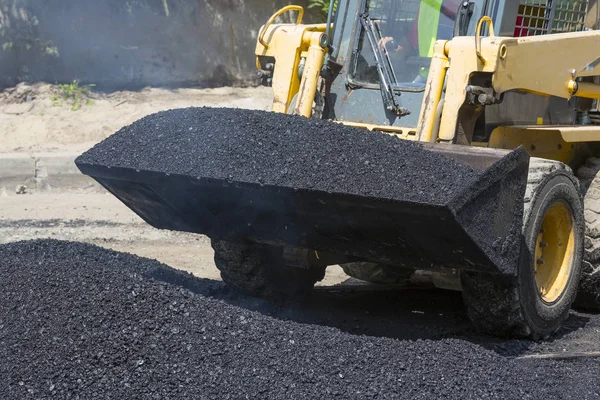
[76,108,530,275]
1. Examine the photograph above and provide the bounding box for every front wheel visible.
[212,240,326,298]
[461,159,584,339]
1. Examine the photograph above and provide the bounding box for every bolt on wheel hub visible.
[534,202,575,303]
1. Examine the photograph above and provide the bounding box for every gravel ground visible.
[2,240,600,399]
[76,107,480,204]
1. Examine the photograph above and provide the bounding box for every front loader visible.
[77,0,600,338]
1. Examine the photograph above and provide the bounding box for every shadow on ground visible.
[147,266,592,357]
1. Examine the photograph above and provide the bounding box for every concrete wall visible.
[0,0,314,90]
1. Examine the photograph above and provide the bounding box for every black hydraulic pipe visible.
[325,0,335,50]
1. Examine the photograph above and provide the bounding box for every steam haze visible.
[0,0,309,90]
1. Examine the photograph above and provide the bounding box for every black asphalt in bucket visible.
[76,108,529,274]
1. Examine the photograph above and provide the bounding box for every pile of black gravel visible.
[1,240,599,399]
[76,107,480,204]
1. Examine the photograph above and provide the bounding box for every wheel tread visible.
[462,158,578,338]
[576,157,600,311]
[212,240,325,298]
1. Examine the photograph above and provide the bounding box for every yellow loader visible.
[77,0,600,339]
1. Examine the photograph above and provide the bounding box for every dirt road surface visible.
[0,188,347,286]
[0,83,273,153]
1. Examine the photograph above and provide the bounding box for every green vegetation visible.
[51,81,95,111]
[308,0,338,22]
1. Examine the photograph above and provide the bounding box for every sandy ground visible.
[0,83,273,153]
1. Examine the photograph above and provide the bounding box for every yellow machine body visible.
[256,6,600,166]
[252,5,600,319]
[75,3,600,340]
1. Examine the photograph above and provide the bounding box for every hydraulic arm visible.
[419,18,600,143]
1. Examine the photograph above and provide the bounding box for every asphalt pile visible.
[76,107,480,204]
[1,240,599,399]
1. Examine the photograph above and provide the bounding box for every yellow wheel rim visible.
[534,202,575,303]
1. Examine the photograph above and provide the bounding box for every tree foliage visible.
[308,0,338,23]
[0,0,58,57]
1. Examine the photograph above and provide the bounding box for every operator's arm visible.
[440,0,460,19]
[377,35,412,55]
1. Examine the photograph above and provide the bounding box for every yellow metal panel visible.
[436,36,500,142]
[416,41,449,143]
[338,121,418,141]
[488,126,576,164]
[507,125,600,143]
[293,32,327,117]
[428,28,600,143]
[568,82,600,99]
[255,23,326,113]
[492,30,600,98]
[559,127,600,142]
[258,5,304,49]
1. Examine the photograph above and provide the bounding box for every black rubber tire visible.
[212,240,326,298]
[461,159,584,339]
[574,157,600,310]
[341,262,414,284]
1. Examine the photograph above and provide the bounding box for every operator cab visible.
[352,0,457,89]
[328,0,594,135]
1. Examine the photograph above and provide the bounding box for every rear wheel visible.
[212,240,326,298]
[575,157,600,310]
[461,159,584,339]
